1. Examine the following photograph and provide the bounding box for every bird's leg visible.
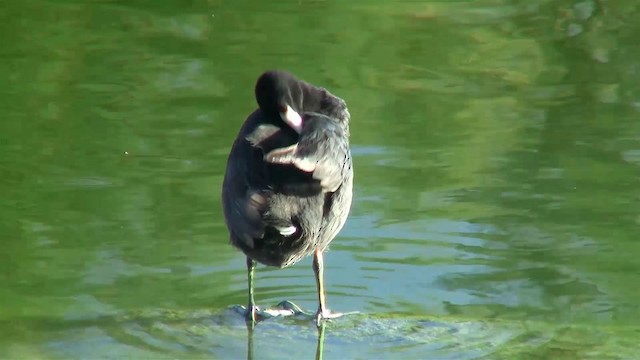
[313,249,327,321]
[246,257,257,325]
[313,249,342,326]
[243,256,307,320]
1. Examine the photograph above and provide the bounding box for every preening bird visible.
[221,70,353,325]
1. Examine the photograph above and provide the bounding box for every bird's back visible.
[222,110,352,268]
[222,72,352,268]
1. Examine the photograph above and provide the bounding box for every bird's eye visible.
[279,105,287,113]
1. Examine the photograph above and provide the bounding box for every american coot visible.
[222,70,353,325]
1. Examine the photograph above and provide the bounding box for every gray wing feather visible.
[246,124,280,149]
[222,160,267,249]
[264,118,350,192]
[302,126,350,192]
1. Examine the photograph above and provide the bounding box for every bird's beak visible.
[280,104,303,133]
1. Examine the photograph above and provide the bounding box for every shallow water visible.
[2,0,640,359]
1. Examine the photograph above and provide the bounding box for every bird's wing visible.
[245,124,280,150]
[223,115,277,248]
[222,153,269,249]
[264,122,350,192]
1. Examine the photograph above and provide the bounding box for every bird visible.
[221,70,353,326]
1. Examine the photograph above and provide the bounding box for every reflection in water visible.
[246,320,254,360]
[246,320,326,360]
[315,322,326,360]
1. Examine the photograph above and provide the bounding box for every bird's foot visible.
[315,309,344,326]
[237,300,311,323]
[235,302,357,325]
[260,300,310,317]
[274,300,310,315]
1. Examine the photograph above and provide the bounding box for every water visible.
[1,0,640,358]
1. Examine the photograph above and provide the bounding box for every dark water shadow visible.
[246,316,326,360]
[247,316,327,360]
[7,306,637,359]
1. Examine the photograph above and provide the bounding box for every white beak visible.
[280,104,303,133]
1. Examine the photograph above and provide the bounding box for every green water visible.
[2,0,640,359]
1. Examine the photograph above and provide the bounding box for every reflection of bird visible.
[221,70,353,325]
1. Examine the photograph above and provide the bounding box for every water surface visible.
[1,0,640,358]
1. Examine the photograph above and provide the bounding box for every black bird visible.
[221,70,353,325]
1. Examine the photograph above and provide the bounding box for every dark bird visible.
[221,70,353,325]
